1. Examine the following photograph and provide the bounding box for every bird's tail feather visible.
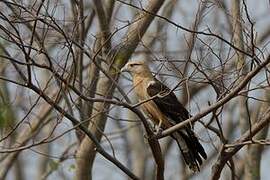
[172,129,207,172]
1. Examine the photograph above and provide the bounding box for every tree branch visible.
[159,54,270,138]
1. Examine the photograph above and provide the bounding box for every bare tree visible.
[0,0,270,180]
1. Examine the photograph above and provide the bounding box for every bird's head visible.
[121,60,151,76]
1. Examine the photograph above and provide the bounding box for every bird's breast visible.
[133,78,149,100]
[132,77,171,127]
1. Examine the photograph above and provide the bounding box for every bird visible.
[121,60,207,172]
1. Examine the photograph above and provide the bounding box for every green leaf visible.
[48,160,59,171]
[68,164,75,172]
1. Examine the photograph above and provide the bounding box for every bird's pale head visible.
[121,60,151,76]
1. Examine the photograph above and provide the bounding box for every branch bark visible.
[159,54,270,138]
[244,90,270,180]
[211,107,270,180]
[75,1,165,180]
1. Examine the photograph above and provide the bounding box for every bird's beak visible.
[120,64,129,73]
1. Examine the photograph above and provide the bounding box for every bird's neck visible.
[132,72,154,100]
[132,71,154,80]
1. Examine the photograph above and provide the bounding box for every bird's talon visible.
[143,133,148,139]
[154,128,163,136]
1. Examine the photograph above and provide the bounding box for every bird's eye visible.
[130,63,140,67]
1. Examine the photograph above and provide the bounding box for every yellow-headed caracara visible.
[121,60,207,171]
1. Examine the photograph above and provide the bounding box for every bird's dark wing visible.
[146,79,190,123]
[147,79,207,167]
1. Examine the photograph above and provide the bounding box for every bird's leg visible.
[154,119,163,135]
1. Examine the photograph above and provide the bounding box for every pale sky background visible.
[4,0,270,180]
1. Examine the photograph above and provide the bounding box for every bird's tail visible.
[172,129,207,172]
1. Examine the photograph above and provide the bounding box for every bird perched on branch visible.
[121,60,207,171]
